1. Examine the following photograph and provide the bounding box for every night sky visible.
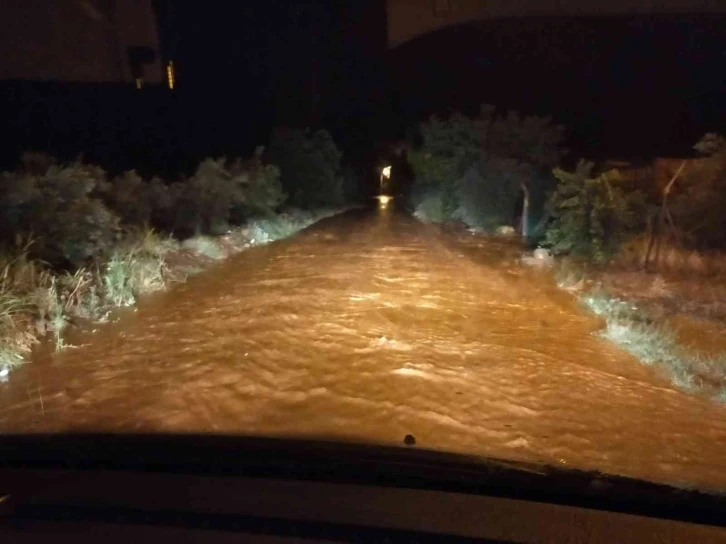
[156,3,726,160]
[386,13,726,159]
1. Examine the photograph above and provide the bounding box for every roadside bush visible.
[267,129,344,208]
[543,161,644,263]
[180,236,226,260]
[452,157,531,231]
[407,106,565,231]
[0,162,120,267]
[173,157,245,235]
[581,290,726,396]
[412,186,451,224]
[228,147,286,221]
[173,150,286,236]
[97,170,152,226]
[248,209,337,243]
[103,232,170,307]
[407,114,481,188]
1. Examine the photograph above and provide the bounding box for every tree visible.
[406,106,565,232]
[267,129,344,208]
[544,161,644,263]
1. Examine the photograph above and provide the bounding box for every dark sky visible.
[153,0,389,159]
[386,13,726,158]
[156,3,726,159]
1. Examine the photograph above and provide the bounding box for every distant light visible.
[167,61,175,90]
[377,195,392,208]
[135,77,143,90]
[381,166,392,179]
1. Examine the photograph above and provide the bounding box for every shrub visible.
[412,187,451,224]
[543,161,644,263]
[0,162,121,267]
[267,129,344,208]
[103,242,168,307]
[173,158,243,235]
[97,170,153,226]
[228,147,286,221]
[407,114,481,188]
[174,151,286,236]
[479,106,566,169]
[406,106,565,231]
[452,157,531,231]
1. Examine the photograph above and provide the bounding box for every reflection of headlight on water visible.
[376,195,392,207]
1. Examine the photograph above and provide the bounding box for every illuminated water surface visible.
[1,205,725,491]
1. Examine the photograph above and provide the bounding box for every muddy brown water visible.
[2,205,726,491]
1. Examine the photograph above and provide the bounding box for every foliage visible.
[97,170,152,226]
[478,105,566,169]
[94,148,285,237]
[412,187,452,224]
[669,133,726,248]
[543,161,644,263]
[407,114,481,188]
[581,290,726,397]
[452,157,531,231]
[0,162,121,267]
[407,106,565,231]
[228,147,286,222]
[267,129,344,208]
[247,208,338,243]
[103,251,166,307]
[0,143,344,373]
[180,236,226,260]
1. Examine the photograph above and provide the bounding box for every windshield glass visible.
[1,1,726,494]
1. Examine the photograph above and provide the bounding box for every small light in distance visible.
[377,195,392,208]
[381,166,392,179]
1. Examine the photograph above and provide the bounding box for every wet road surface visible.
[2,204,726,491]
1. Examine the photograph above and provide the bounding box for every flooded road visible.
[2,204,726,491]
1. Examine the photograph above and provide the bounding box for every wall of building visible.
[0,0,162,84]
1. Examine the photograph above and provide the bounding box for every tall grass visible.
[103,231,171,306]
[617,235,726,276]
[581,291,726,397]
[0,229,172,373]
[0,247,47,370]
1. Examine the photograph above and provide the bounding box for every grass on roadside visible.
[580,290,726,398]
[104,230,172,307]
[247,208,337,244]
[0,229,173,373]
[180,235,226,260]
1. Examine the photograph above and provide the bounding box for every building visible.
[0,0,163,86]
